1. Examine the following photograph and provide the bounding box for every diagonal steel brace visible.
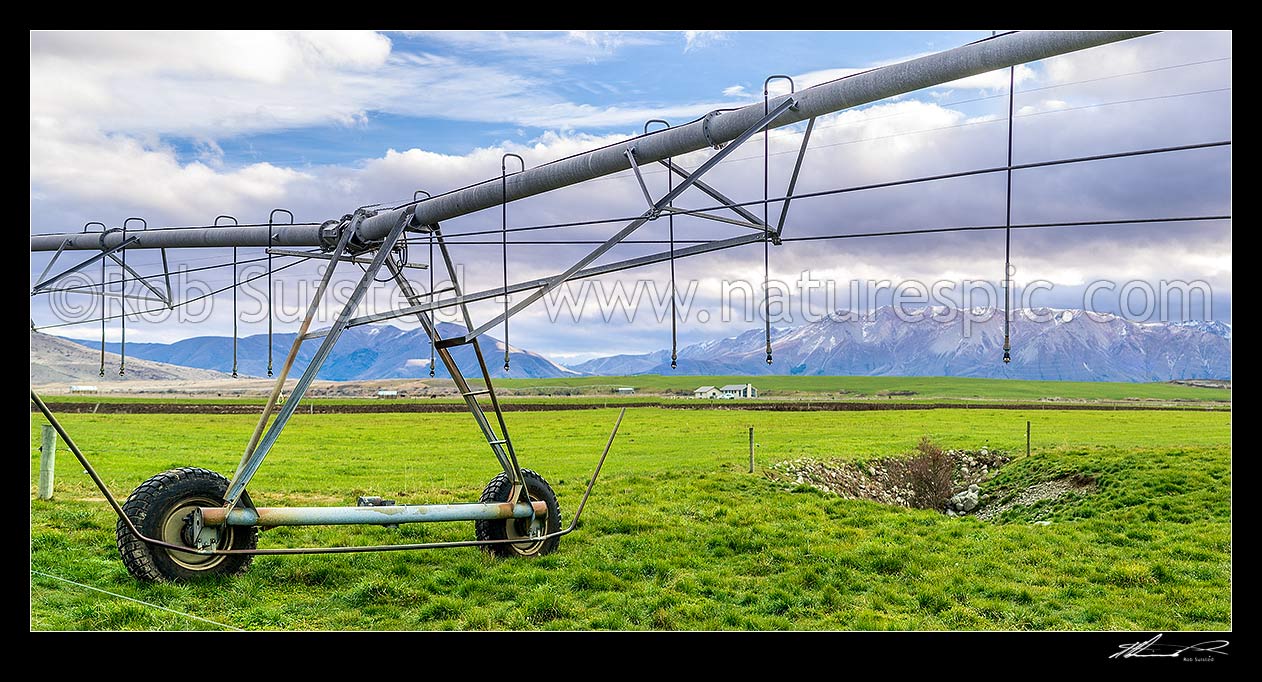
[224,212,410,508]
[105,252,171,308]
[30,237,139,294]
[450,97,796,345]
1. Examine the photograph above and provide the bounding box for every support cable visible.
[29,55,1226,244]
[38,254,273,295]
[440,139,1231,242]
[29,215,1229,333]
[38,258,308,331]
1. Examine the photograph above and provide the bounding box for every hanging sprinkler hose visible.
[1002,56,1015,365]
[501,154,525,372]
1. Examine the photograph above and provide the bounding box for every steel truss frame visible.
[28,102,800,556]
[220,99,794,525]
[26,30,1156,560]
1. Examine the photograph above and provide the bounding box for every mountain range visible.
[52,307,1231,383]
[74,322,578,381]
[572,307,1231,382]
[30,330,231,384]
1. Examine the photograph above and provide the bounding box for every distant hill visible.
[571,307,1232,382]
[30,331,231,384]
[66,322,581,380]
[43,307,1231,384]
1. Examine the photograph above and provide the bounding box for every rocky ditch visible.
[973,474,1097,521]
[769,448,1013,516]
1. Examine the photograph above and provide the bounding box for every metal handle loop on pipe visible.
[763,74,795,101]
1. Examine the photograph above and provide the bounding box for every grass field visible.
[489,374,1232,402]
[36,375,1231,405]
[30,406,1231,630]
[36,394,666,406]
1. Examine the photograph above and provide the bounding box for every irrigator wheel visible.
[475,468,561,558]
[115,467,257,582]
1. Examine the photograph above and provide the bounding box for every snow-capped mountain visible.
[72,322,581,380]
[571,307,1231,382]
[1173,319,1232,340]
[60,307,1231,382]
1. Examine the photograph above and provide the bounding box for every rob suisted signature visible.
[1111,634,1229,660]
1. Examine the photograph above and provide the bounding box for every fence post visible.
[749,426,755,473]
[39,424,56,500]
[1026,420,1031,457]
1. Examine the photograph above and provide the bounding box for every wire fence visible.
[30,569,243,631]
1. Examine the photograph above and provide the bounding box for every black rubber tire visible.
[475,469,561,558]
[115,467,257,582]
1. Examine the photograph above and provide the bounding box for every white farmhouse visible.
[719,383,758,399]
[693,385,720,399]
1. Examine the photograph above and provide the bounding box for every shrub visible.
[892,437,956,510]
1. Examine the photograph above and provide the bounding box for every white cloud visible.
[30,30,744,141]
[1017,99,1068,116]
[414,30,661,64]
[722,85,748,97]
[943,64,1036,91]
[29,30,1233,350]
[30,117,310,221]
[683,31,728,53]
[792,66,870,89]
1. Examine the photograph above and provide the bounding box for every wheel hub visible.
[161,498,229,570]
[180,508,220,550]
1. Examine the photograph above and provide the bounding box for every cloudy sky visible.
[29,30,1231,363]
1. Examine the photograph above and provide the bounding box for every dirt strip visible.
[32,400,1227,415]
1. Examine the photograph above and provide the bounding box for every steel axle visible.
[197,500,550,527]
